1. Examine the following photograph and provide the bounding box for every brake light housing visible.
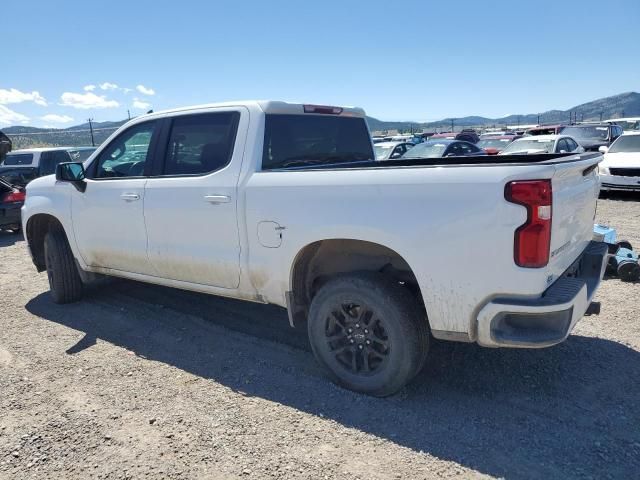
[303,104,343,115]
[2,189,26,203]
[505,180,552,268]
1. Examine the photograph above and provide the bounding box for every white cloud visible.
[0,105,29,125]
[60,92,119,109]
[122,87,132,94]
[132,98,151,110]
[40,114,74,124]
[84,84,96,92]
[0,88,47,106]
[136,84,155,96]
[99,82,119,91]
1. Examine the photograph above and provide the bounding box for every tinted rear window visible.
[262,114,373,169]
[3,153,34,166]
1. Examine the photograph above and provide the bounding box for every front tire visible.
[44,228,83,304]
[307,273,429,397]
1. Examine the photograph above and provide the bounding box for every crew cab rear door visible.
[142,108,248,288]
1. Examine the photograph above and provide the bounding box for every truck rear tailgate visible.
[548,154,601,280]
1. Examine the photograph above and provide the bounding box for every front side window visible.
[163,112,239,175]
[262,114,373,169]
[94,121,156,178]
[3,153,34,166]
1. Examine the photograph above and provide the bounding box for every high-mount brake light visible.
[505,179,552,268]
[303,104,343,115]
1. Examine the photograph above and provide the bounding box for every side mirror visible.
[446,153,457,157]
[598,146,609,154]
[559,150,567,154]
[390,152,402,159]
[56,162,86,192]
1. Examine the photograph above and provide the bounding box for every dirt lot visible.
[1,195,640,480]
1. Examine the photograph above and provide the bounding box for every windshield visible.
[2,153,34,166]
[401,142,448,158]
[374,145,394,160]
[608,135,640,153]
[561,126,609,141]
[477,138,513,149]
[501,139,555,154]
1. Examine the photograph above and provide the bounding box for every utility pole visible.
[537,114,540,125]
[87,118,95,147]
[450,118,454,133]
[127,109,131,120]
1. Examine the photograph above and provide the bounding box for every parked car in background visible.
[0,177,25,233]
[0,147,96,186]
[603,117,640,133]
[499,135,584,155]
[401,139,486,159]
[374,141,414,160]
[430,130,479,144]
[560,124,623,151]
[598,133,640,192]
[476,135,520,155]
[526,125,565,136]
[456,129,480,144]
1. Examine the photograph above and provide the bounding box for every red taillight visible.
[303,104,343,115]
[505,180,552,268]
[3,190,26,203]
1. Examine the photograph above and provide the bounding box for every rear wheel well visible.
[289,239,425,325]
[26,214,64,272]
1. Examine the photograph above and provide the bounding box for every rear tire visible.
[44,227,83,304]
[307,273,429,397]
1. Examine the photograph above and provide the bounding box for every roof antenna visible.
[146,109,154,114]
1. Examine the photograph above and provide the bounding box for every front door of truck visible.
[143,108,247,289]
[71,120,159,275]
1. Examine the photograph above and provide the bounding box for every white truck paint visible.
[21,100,608,393]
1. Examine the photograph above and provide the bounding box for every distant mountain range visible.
[3,120,128,149]
[2,92,640,148]
[366,91,640,133]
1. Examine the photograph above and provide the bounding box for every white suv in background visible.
[598,133,640,191]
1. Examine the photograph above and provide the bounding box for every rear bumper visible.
[476,241,608,348]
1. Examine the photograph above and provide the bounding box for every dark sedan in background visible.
[0,177,25,233]
[400,139,487,159]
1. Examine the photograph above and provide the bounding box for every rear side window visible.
[262,114,374,169]
[3,153,34,166]
[163,112,240,176]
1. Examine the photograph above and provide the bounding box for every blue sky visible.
[2,0,639,127]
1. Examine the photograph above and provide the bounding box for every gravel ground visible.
[1,194,640,479]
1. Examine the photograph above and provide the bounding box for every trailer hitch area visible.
[585,301,601,316]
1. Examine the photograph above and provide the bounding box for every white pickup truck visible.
[22,101,607,396]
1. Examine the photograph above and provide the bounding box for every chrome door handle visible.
[120,193,140,201]
[204,195,230,204]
